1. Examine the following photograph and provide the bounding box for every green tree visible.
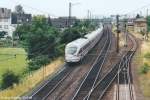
[60,27,81,43]
[1,70,20,89]
[15,5,24,14]
[14,15,59,60]
[13,15,62,71]
[13,15,98,71]
[74,20,96,33]
[139,63,150,74]
[136,14,141,19]
[28,55,50,71]
[147,16,150,32]
[60,19,97,44]
[14,23,31,41]
[0,31,7,39]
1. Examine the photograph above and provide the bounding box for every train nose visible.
[65,55,80,62]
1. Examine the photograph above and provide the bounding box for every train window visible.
[79,48,82,54]
[67,47,77,55]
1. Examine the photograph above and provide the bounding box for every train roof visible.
[66,27,103,49]
[66,38,89,48]
[84,27,102,41]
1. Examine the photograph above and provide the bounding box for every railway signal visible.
[124,23,127,47]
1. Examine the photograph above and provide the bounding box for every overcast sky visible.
[1,0,150,18]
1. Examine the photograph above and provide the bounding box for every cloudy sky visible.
[0,0,150,18]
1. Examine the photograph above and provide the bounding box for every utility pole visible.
[87,10,90,21]
[90,11,92,22]
[116,15,120,53]
[87,10,92,21]
[146,9,149,40]
[68,2,80,28]
[68,2,72,28]
[140,11,142,16]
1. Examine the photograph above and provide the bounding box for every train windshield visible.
[67,47,77,55]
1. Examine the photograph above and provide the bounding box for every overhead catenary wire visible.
[126,3,150,17]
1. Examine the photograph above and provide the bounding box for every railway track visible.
[115,53,134,100]
[86,33,137,100]
[25,26,108,100]
[72,26,112,100]
[44,27,110,100]
[27,66,74,100]
[115,34,137,100]
[25,26,137,100]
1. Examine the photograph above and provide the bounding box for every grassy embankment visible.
[130,32,150,99]
[0,48,64,99]
[113,25,150,98]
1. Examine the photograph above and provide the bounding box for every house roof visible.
[134,18,146,22]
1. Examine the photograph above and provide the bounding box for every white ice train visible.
[65,27,103,63]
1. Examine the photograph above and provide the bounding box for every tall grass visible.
[0,57,64,99]
[133,33,150,97]
[144,52,150,59]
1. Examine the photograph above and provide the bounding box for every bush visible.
[144,52,150,59]
[1,70,20,89]
[140,30,145,36]
[28,55,50,71]
[56,43,66,56]
[139,63,150,74]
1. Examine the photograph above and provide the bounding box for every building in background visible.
[0,8,13,37]
[0,7,32,37]
[51,17,77,28]
[11,13,32,34]
[11,13,32,24]
[134,18,147,33]
[127,18,135,32]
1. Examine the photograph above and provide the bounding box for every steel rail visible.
[41,70,72,100]
[124,33,138,100]
[72,26,111,100]
[26,28,106,100]
[127,56,134,100]
[42,28,106,100]
[100,33,137,100]
[42,29,107,100]
[27,65,74,100]
[87,52,132,100]
[87,32,137,100]
[115,33,135,100]
[83,26,112,100]
[85,27,129,100]
[115,33,138,100]
[116,51,134,100]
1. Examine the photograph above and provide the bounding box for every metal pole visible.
[68,2,72,27]
[146,9,149,40]
[116,15,120,53]
[87,10,90,21]
[124,23,127,47]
